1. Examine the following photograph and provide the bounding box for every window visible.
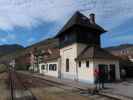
[66,59,69,72]
[64,35,68,41]
[53,64,57,71]
[49,64,57,71]
[49,64,52,70]
[41,65,45,70]
[86,61,89,68]
[79,61,81,67]
[121,50,128,54]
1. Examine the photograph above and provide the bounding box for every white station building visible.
[37,11,120,84]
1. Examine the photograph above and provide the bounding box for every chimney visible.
[89,13,95,24]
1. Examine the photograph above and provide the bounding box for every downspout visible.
[75,59,79,81]
[58,57,61,79]
[93,57,95,84]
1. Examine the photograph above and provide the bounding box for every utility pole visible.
[9,59,15,100]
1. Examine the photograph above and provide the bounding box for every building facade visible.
[35,11,120,84]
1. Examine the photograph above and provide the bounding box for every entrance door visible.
[98,64,109,82]
[109,64,116,81]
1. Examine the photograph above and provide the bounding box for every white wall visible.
[60,44,77,80]
[77,58,120,84]
[60,43,87,80]
[39,63,47,74]
[39,61,59,78]
[129,58,133,62]
[77,59,95,84]
[47,61,59,77]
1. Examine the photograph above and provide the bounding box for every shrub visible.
[0,64,7,73]
[15,64,30,71]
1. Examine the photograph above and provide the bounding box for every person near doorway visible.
[95,67,106,90]
[99,68,105,89]
[94,67,100,90]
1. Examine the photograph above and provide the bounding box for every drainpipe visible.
[76,60,79,81]
[93,58,95,84]
[58,57,61,79]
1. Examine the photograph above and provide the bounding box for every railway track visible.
[5,67,130,100]
[17,72,121,100]
[8,70,131,100]
[8,69,37,100]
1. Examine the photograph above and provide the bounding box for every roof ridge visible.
[55,11,106,38]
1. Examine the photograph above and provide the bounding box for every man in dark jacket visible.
[99,69,105,89]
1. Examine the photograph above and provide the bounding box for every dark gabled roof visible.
[76,46,119,60]
[44,48,60,62]
[55,11,106,38]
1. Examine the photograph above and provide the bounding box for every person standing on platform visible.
[94,67,100,90]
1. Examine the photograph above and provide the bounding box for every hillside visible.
[24,38,59,53]
[0,44,24,57]
[0,38,59,64]
[104,44,133,51]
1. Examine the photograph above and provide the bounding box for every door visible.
[109,64,116,81]
[98,64,109,82]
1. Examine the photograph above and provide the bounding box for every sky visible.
[0,0,133,47]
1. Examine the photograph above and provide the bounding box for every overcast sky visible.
[0,0,133,47]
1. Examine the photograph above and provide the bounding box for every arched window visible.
[86,61,89,68]
[41,65,45,70]
[79,61,81,67]
[66,59,69,72]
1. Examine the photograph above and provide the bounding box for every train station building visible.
[30,11,120,84]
